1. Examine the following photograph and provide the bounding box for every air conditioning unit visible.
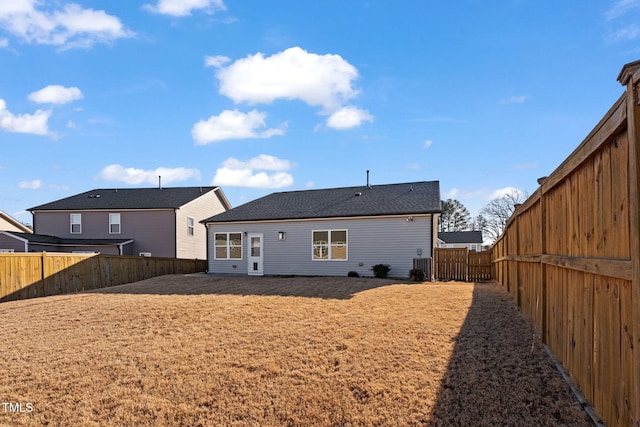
[0,249,15,253]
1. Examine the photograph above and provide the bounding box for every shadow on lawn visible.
[428,283,592,426]
[87,274,400,300]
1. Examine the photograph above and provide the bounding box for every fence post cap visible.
[617,59,640,85]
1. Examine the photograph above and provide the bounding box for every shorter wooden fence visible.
[0,252,207,302]
[434,248,492,282]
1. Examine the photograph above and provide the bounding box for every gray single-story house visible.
[201,181,441,278]
[437,231,484,251]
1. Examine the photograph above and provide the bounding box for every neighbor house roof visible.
[202,181,441,223]
[29,187,230,211]
[0,211,32,233]
[438,231,483,244]
[1,231,134,247]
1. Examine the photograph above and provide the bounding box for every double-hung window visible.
[109,213,121,234]
[70,214,82,234]
[214,232,243,259]
[312,230,347,260]
[187,217,195,236]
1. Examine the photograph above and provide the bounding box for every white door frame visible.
[247,233,264,276]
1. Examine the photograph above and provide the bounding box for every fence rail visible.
[0,252,207,302]
[492,60,640,427]
[434,248,492,282]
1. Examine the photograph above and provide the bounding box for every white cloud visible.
[192,109,285,144]
[28,85,83,104]
[489,186,525,200]
[445,188,459,199]
[499,96,527,105]
[144,0,226,17]
[0,0,132,49]
[98,164,201,185]
[216,47,360,112]
[607,25,640,42]
[212,154,294,188]
[0,99,51,135]
[604,0,640,42]
[204,55,230,68]
[326,106,373,130]
[605,0,640,21]
[424,139,433,148]
[0,38,8,48]
[19,179,41,190]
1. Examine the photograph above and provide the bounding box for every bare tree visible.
[439,199,472,232]
[479,190,527,242]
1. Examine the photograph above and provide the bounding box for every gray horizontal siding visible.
[207,215,433,278]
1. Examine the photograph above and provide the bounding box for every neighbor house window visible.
[187,217,195,236]
[470,244,478,252]
[109,213,121,234]
[214,232,242,259]
[70,214,82,234]
[312,230,347,261]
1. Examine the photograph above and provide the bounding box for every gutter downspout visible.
[431,213,438,281]
[204,222,210,273]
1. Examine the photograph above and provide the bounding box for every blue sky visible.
[1,1,640,226]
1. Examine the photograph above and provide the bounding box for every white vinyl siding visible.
[109,213,121,234]
[214,232,243,260]
[70,214,81,234]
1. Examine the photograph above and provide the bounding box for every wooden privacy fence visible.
[0,252,207,302]
[434,248,492,282]
[493,61,640,427]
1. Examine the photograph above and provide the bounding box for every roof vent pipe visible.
[367,170,371,189]
[158,176,162,189]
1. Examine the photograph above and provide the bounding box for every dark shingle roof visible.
[438,231,483,244]
[3,232,133,246]
[29,187,220,211]
[203,181,440,223]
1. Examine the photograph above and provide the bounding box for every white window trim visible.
[109,213,121,235]
[70,213,82,234]
[214,232,243,260]
[312,229,348,261]
[187,216,195,236]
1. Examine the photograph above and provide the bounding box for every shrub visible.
[409,268,426,282]
[347,271,360,278]
[371,264,391,279]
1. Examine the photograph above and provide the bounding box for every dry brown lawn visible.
[0,275,591,426]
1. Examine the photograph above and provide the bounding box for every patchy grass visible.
[0,276,591,426]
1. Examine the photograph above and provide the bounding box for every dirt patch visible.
[0,275,591,426]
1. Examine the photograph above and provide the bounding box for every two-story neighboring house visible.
[0,187,230,258]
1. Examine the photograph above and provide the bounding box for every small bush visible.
[347,271,360,278]
[409,268,426,282]
[371,264,391,279]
